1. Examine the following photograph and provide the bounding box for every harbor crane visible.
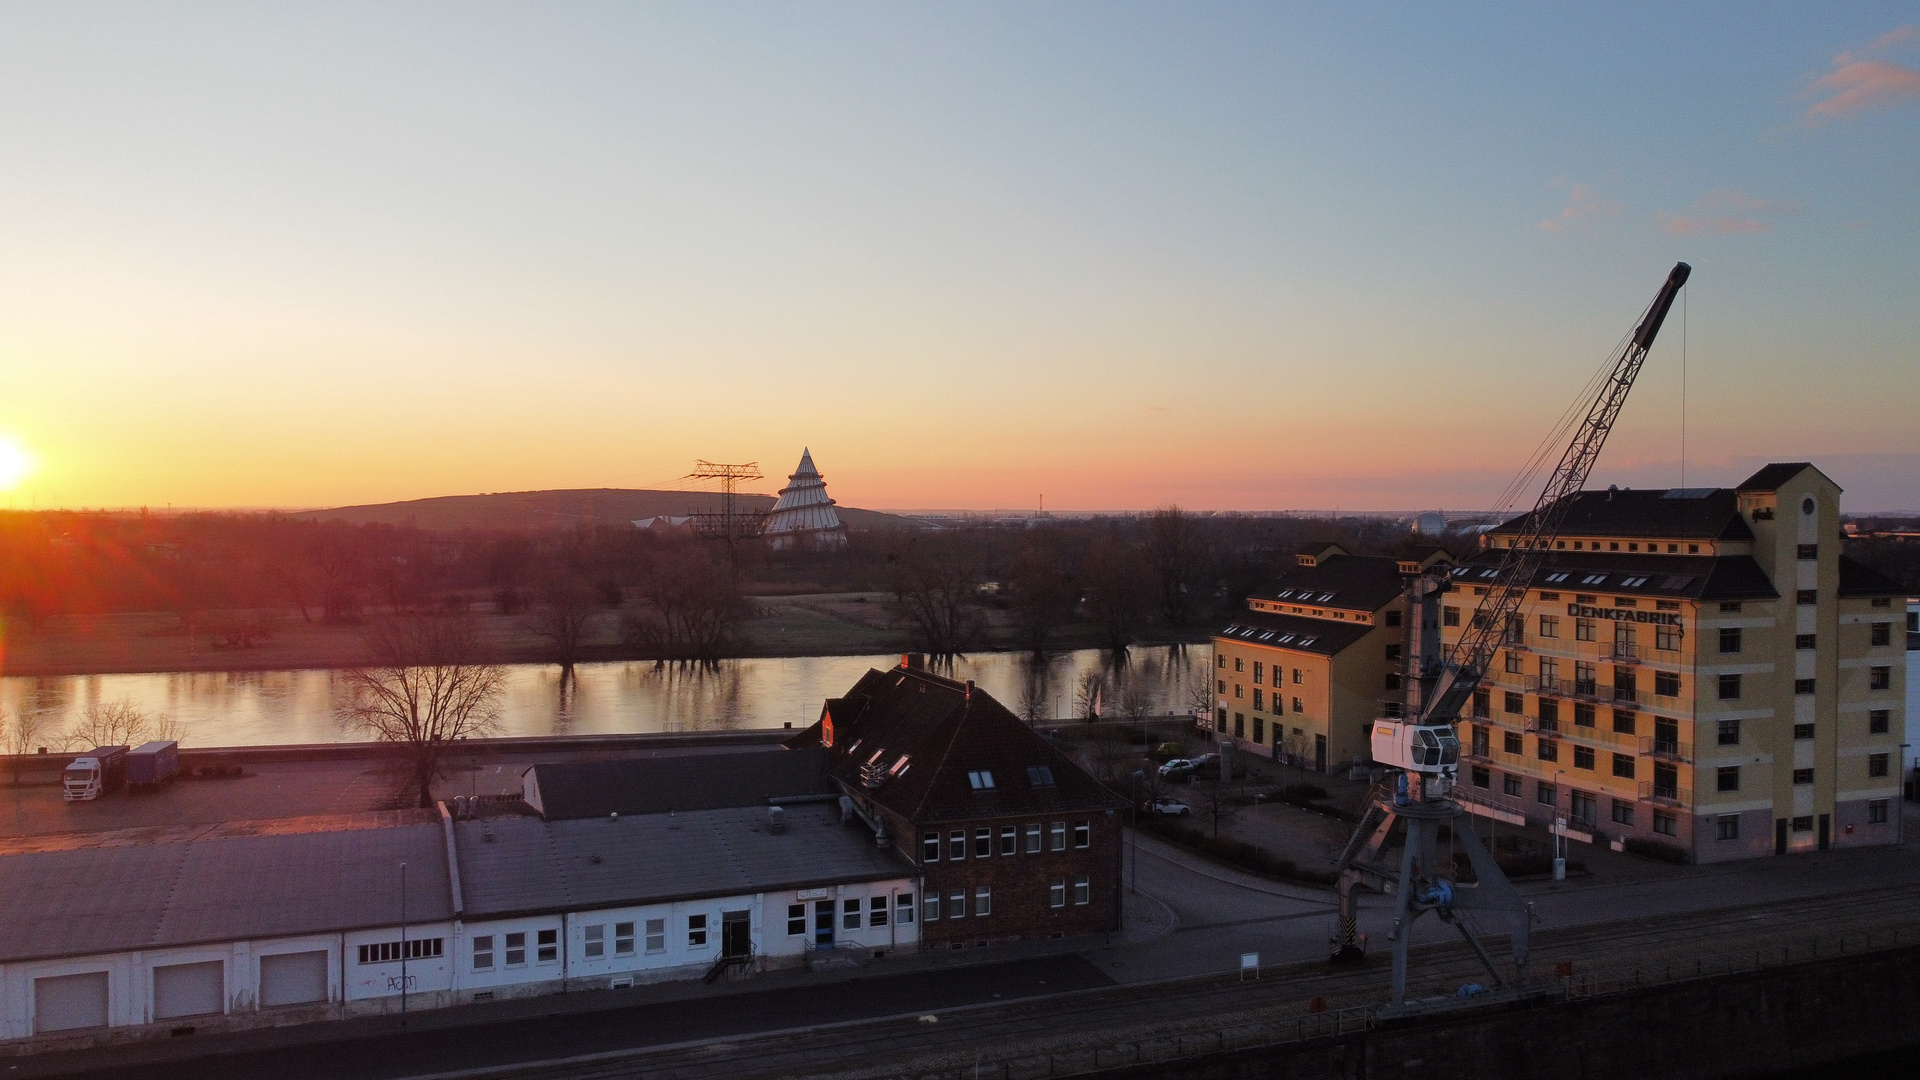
[1331,262,1692,1009]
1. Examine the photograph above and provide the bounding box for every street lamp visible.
[1129,770,1143,895]
[1901,744,1911,847]
[398,861,409,1026]
[1552,770,1566,882]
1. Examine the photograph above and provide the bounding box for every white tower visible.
[763,448,848,550]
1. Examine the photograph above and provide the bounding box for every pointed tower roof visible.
[764,448,847,547]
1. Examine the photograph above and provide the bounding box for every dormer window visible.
[966,769,993,789]
[1026,766,1055,787]
[866,747,886,765]
[890,755,912,776]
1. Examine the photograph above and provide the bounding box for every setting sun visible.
[0,436,32,490]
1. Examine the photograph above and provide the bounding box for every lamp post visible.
[1129,770,1142,895]
[1901,744,1911,847]
[1552,770,1567,882]
[399,861,408,1026]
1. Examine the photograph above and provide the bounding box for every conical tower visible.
[763,448,848,550]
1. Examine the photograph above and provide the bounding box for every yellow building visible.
[1448,463,1907,862]
[1211,543,1451,772]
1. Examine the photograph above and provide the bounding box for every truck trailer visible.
[62,745,129,801]
[126,740,180,791]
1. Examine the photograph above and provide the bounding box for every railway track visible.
[418,883,1920,1080]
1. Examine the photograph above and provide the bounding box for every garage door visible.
[259,950,329,1007]
[153,961,225,1020]
[34,972,108,1033]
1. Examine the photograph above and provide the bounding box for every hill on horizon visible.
[296,488,913,532]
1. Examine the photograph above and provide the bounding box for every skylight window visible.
[1581,574,1607,585]
[1276,634,1295,644]
[866,747,886,765]
[890,755,912,776]
[1544,572,1570,583]
[966,769,993,789]
[1452,567,1471,577]
[1297,635,1317,647]
[1318,592,1336,602]
[1620,576,1649,587]
[1275,590,1294,599]
[1478,569,1498,579]
[1026,766,1055,787]
[1258,631,1275,640]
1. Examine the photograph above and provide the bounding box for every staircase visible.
[703,950,756,985]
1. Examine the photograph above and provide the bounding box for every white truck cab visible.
[63,757,107,801]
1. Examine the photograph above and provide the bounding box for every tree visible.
[4,710,51,784]
[1081,536,1149,651]
[1007,530,1076,653]
[625,544,742,659]
[65,701,153,751]
[1194,772,1241,840]
[886,534,985,656]
[1073,670,1107,722]
[1145,507,1204,627]
[339,616,506,808]
[527,573,598,684]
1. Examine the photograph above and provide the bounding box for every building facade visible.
[1447,463,1907,862]
[1210,544,1451,772]
[787,658,1128,950]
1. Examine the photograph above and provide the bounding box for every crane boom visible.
[1416,261,1690,726]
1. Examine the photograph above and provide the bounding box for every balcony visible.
[1607,643,1641,664]
[1643,736,1692,764]
[1640,780,1691,807]
[1522,715,1560,736]
[1611,686,1641,704]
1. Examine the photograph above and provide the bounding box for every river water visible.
[0,646,1210,750]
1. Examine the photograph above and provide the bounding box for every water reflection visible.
[0,646,1209,749]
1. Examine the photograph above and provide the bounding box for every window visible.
[1233,685,1243,699]
[1795,679,1816,695]
[1793,723,1814,740]
[1533,738,1555,765]
[1217,653,1226,668]
[472,935,494,970]
[1576,619,1596,642]
[1797,589,1818,606]
[1443,606,1460,627]
[1573,745,1595,770]
[1293,696,1304,713]
[1795,633,1817,650]
[1870,754,1889,778]
[1293,668,1304,684]
[1656,625,1680,651]
[1655,671,1680,697]
[1612,753,1636,780]
[975,829,992,858]
[1574,703,1596,728]
[1613,709,1637,736]
[950,831,966,860]
[1385,644,1402,661]
[948,892,966,920]
[583,924,605,960]
[1073,877,1091,905]
[645,918,665,953]
[897,893,914,924]
[1471,765,1490,789]
[1025,823,1041,853]
[1718,673,1741,701]
[923,894,940,922]
[1871,623,1892,647]
[1049,880,1066,908]
[1653,811,1676,836]
[616,922,636,956]
[1870,666,1891,691]
[1869,801,1890,824]
[788,905,807,936]
[1610,799,1634,826]
[1253,661,1264,684]
[1050,822,1067,852]
[1538,698,1560,730]
[1539,615,1559,638]
[967,770,995,790]
[1717,766,1740,793]
[1215,708,1226,732]
[1720,601,1741,612]
[1252,689,1264,712]
[1792,768,1814,785]
[1653,762,1678,800]
[505,932,526,967]
[1234,656,1243,672]
[1716,816,1740,841]
[1719,627,1742,654]
[923,832,940,862]
[688,915,708,948]
[535,928,558,963]
[844,898,862,930]
[1504,692,1523,715]
[1387,611,1403,627]
[1792,816,1814,833]
[1715,719,1740,746]
[358,938,443,964]
[1503,730,1524,754]
[1798,544,1818,560]
[1570,791,1596,826]
[1473,690,1490,719]
[974,887,992,917]
[1505,652,1524,674]
[1536,782,1556,806]
[1471,724,1490,757]
[1503,773,1524,797]
[999,826,1017,856]
[1074,821,1091,849]
[1027,766,1056,787]
[1870,710,1890,734]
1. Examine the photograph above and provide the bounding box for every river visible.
[0,646,1210,750]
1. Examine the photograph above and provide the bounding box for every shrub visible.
[1623,836,1690,864]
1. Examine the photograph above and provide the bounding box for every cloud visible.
[1802,26,1920,121]
[1655,188,1799,236]
[1538,181,1623,233]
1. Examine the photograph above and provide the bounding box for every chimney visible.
[964,679,974,701]
[903,652,925,671]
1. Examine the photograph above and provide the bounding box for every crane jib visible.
[1631,262,1692,352]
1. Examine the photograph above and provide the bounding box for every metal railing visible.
[1639,780,1693,807]
[1608,642,1641,663]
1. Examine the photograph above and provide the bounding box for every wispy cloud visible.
[1656,188,1800,236]
[1802,26,1920,122]
[1538,181,1622,233]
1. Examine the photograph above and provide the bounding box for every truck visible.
[63,745,129,801]
[126,740,180,791]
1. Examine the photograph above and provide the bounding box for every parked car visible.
[1149,798,1192,817]
[1157,758,1197,779]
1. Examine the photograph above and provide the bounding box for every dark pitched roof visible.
[1736,462,1820,492]
[1488,488,1753,542]
[1252,553,1408,613]
[1459,549,1778,601]
[785,667,1125,825]
[524,748,835,820]
[1838,555,1906,598]
[1214,611,1375,656]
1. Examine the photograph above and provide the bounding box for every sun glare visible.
[0,437,33,491]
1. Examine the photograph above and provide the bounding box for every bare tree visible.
[1014,662,1052,726]
[339,617,506,808]
[65,701,153,751]
[1194,773,1241,840]
[4,710,51,784]
[1080,536,1148,651]
[1145,507,1204,627]
[527,573,598,684]
[1073,670,1107,722]
[886,533,986,656]
[1007,530,1075,653]
[625,544,742,659]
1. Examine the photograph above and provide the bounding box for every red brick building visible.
[786,657,1128,950]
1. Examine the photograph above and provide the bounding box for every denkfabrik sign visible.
[1567,603,1683,626]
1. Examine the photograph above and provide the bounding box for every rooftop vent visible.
[768,805,787,834]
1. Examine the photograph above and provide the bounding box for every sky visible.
[1,4,1916,513]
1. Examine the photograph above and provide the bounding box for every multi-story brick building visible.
[1448,463,1907,861]
[1210,543,1451,772]
[786,657,1127,950]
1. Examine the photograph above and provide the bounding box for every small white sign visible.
[796,888,829,900]
[1240,952,1260,980]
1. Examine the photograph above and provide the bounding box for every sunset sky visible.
[2,5,1916,512]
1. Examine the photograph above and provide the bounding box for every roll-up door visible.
[153,961,225,1019]
[259,950,329,1007]
[34,971,109,1032]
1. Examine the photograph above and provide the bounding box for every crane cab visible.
[1370,719,1460,777]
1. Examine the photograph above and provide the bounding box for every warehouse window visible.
[504,933,526,967]
[844,898,862,931]
[615,922,635,956]
[897,893,914,924]
[583,924,604,960]
[472,935,494,971]
[870,896,889,927]
[788,905,807,936]
[357,938,441,965]
[645,918,665,953]
[687,915,708,949]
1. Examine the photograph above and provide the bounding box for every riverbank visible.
[0,595,1209,678]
